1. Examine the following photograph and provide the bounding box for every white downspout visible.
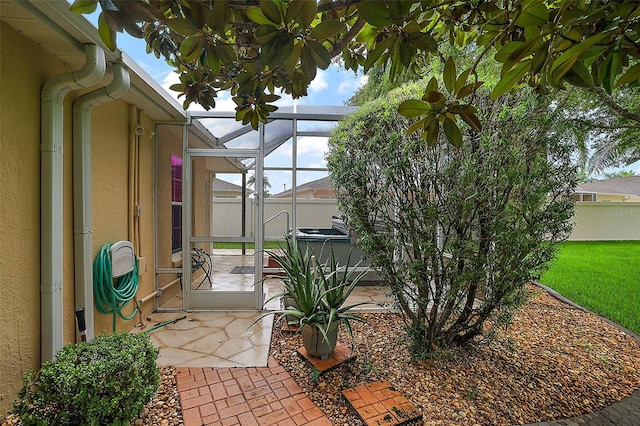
[41,44,106,361]
[73,63,130,342]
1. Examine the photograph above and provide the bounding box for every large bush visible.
[327,82,576,358]
[13,332,160,426]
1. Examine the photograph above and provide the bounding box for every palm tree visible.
[246,173,271,197]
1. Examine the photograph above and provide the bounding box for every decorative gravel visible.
[3,285,638,426]
[269,284,640,425]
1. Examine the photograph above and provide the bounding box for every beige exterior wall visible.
[0,23,162,414]
[570,202,640,241]
[596,194,628,202]
[90,104,157,334]
[0,22,71,413]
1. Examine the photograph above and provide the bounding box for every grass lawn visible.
[540,240,640,335]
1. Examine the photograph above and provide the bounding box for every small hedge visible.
[13,332,160,426]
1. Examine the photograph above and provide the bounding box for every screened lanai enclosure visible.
[154,105,357,311]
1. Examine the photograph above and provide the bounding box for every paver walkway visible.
[176,356,331,426]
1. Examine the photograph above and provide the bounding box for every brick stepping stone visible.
[342,380,422,426]
[297,344,356,374]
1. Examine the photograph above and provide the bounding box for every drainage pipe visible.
[72,63,130,342]
[41,44,106,361]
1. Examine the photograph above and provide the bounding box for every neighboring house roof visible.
[576,176,640,197]
[212,178,252,194]
[272,176,335,198]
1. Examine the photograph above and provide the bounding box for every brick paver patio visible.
[176,356,332,426]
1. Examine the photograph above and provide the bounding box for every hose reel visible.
[93,241,139,332]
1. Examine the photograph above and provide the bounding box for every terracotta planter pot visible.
[300,322,338,360]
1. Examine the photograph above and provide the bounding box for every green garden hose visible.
[93,243,139,332]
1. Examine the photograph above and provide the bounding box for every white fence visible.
[569,202,640,241]
[212,198,640,242]
[212,198,339,240]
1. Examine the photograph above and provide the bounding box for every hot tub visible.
[294,226,382,284]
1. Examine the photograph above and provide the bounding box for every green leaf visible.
[307,40,331,69]
[166,18,199,36]
[206,46,220,74]
[423,91,445,103]
[603,52,622,93]
[425,116,439,146]
[615,63,640,87]
[551,55,578,87]
[569,61,594,87]
[551,33,608,73]
[179,35,203,62]
[443,117,463,147]
[255,25,279,44]
[503,37,539,75]
[455,69,471,94]
[444,57,456,94]
[98,13,116,51]
[531,40,550,74]
[69,0,97,14]
[407,32,438,52]
[211,0,231,33]
[262,93,281,103]
[459,106,482,131]
[491,60,531,99]
[358,0,392,27]
[516,1,549,27]
[426,77,438,93]
[406,118,425,136]
[284,41,303,75]
[310,20,344,40]
[364,35,394,72]
[495,41,522,63]
[259,0,284,25]
[287,0,317,28]
[246,7,278,26]
[398,99,430,118]
[300,45,318,80]
[456,82,483,99]
[356,26,379,43]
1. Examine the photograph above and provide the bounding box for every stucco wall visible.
[0,23,71,415]
[90,103,157,334]
[570,202,640,240]
[0,22,161,415]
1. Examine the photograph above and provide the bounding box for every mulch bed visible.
[269,284,640,425]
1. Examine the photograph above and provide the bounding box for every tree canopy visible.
[71,0,640,146]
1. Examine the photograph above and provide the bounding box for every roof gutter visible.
[41,43,106,361]
[73,63,130,342]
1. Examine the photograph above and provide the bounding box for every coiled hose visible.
[93,243,139,332]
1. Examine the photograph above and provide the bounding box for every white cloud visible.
[309,69,329,93]
[338,73,368,94]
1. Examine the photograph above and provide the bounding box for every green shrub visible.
[327,84,576,357]
[13,332,160,426]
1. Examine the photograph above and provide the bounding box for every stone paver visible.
[342,380,422,426]
[176,356,332,426]
[297,344,355,374]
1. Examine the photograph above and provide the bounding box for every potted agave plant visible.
[263,237,368,360]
